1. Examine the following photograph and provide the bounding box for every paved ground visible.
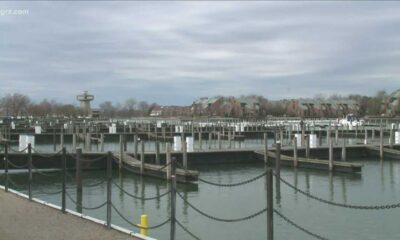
[0,190,141,240]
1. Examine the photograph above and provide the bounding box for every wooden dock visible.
[113,152,198,183]
[254,150,362,173]
[366,146,400,160]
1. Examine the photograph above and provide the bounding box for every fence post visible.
[28,143,32,201]
[266,167,273,240]
[305,135,310,159]
[107,151,112,229]
[170,157,177,240]
[155,141,160,165]
[275,143,281,178]
[5,143,8,192]
[76,148,82,194]
[380,126,384,160]
[134,135,138,158]
[183,141,187,169]
[264,133,268,165]
[140,141,145,175]
[329,138,333,171]
[166,143,171,180]
[62,147,66,213]
[293,137,298,168]
[341,138,346,161]
[53,128,56,152]
[100,133,104,152]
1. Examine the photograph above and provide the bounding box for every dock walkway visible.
[0,189,142,240]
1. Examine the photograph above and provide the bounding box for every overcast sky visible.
[0,2,399,107]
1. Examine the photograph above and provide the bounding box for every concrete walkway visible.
[0,189,142,240]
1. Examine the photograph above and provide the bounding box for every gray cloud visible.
[0,1,400,107]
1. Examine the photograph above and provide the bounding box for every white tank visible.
[173,136,182,151]
[186,137,194,152]
[19,135,35,153]
[34,126,42,134]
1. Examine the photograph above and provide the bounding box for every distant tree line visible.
[0,93,156,118]
[0,90,395,118]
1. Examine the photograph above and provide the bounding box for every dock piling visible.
[106,151,112,229]
[266,167,273,240]
[76,148,82,193]
[293,137,298,168]
[329,138,333,171]
[62,147,66,213]
[264,133,268,164]
[28,143,32,201]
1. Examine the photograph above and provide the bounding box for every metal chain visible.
[65,191,107,210]
[32,148,63,158]
[274,209,329,240]
[198,171,266,187]
[176,161,266,187]
[7,160,28,169]
[176,191,266,222]
[67,153,107,163]
[112,180,171,200]
[82,178,107,188]
[111,203,171,229]
[176,219,201,240]
[277,174,400,210]
[8,146,28,153]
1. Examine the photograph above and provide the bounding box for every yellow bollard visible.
[140,214,148,236]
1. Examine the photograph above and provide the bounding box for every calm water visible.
[1,155,400,240]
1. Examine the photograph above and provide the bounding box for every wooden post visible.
[140,141,145,174]
[119,135,123,170]
[335,129,339,145]
[266,167,273,240]
[305,135,310,159]
[218,132,221,149]
[199,131,202,150]
[264,133,268,164]
[106,151,112,228]
[134,135,138,158]
[276,143,281,178]
[183,140,187,169]
[208,132,212,149]
[60,133,64,150]
[72,133,77,151]
[228,131,232,149]
[372,128,375,142]
[329,138,333,171]
[389,128,394,148]
[166,143,171,180]
[100,133,104,152]
[62,147,66,213]
[4,143,9,192]
[87,133,92,152]
[155,141,160,165]
[53,128,56,152]
[380,126,384,160]
[170,157,177,240]
[341,138,346,161]
[293,136,298,168]
[28,143,32,201]
[326,129,330,147]
[76,148,82,194]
